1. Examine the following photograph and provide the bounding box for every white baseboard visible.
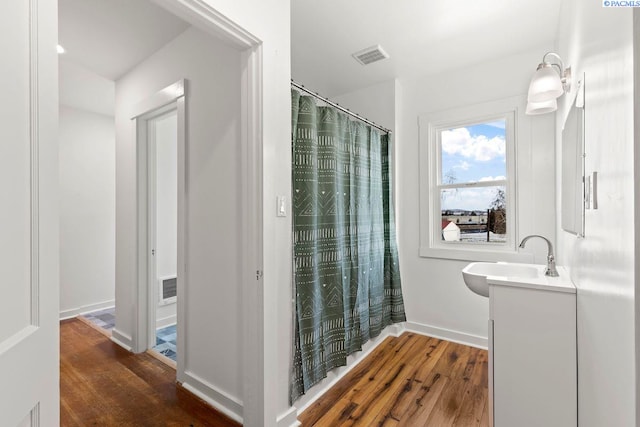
[59,299,115,320]
[111,328,133,352]
[182,370,243,424]
[156,314,177,329]
[277,406,301,427]
[404,321,488,349]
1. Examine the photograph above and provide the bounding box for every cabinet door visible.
[492,286,576,427]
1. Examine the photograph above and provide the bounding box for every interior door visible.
[147,109,178,351]
[0,0,59,425]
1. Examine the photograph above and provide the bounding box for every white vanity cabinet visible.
[488,266,576,427]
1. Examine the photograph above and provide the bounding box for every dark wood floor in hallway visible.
[60,318,240,427]
[299,333,489,427]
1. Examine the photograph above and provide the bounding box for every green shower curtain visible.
[290,90,406,403]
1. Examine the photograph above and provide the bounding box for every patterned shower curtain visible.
[290,89,406,403]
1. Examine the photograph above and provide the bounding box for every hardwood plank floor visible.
[299,333,489,427]
[60,318,240,427]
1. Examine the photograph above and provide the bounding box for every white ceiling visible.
[58,0,190,81]
[291,0,563,97]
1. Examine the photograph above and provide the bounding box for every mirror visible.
[561,76,585,236]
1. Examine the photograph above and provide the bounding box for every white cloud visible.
[454,161,470,171]
[479,175,506,182]
[441,127,505,162]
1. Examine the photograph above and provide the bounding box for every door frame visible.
[140,104,180,352]
[134,1,264,424]
[131,81,185,356]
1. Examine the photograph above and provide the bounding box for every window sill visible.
[419,246,533,263]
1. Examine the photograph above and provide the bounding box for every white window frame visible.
[419,97,528,262]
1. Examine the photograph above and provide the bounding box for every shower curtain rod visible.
[291,80,392,134]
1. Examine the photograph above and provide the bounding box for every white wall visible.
[154,111,177,328]
[331,79,397,130]
[555,2,635,426]
[59,104,115,319]
[396,48,556,344]
[185,1,292,425]
[114,25,243,413]
[59,59,115,116]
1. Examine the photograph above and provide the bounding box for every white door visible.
[0,0,59,425]
[147,109,178,351]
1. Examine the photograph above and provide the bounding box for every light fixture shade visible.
[526,98,557,115]
[528,64,563,102]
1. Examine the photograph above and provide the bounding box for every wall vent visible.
[352,45,389,65]
[159,276,177,305]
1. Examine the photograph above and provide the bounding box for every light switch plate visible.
[277,195,287,217]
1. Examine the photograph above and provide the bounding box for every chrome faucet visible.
[519,235,559,277]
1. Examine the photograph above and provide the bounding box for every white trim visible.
[29,0,40,329]
[30,403,40,427]
[419,247,532,263]
[18,403,40,427]
[175,95,187,382]
[276,407,301,427]
[240,44,264,427]
[130,80,184,119]
[151,0,259,49]
[134,81,185,355]
[135,113,149,354]
[182,371,244,424]
[404,321,488,350]
[155,315,176,330]
[111,328,134,352]
[419,96,526,262]
[0,326,38,356]
[59,300,115,320]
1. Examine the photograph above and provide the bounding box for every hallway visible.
[60,319,239,426]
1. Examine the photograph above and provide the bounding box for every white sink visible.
[462,262,540,297]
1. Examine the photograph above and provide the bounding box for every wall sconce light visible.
[526,52,571,115]
[525,98,557,115]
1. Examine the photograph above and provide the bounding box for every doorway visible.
[146,107,179,363]
[131,80,185,364]
[58,0,265,423]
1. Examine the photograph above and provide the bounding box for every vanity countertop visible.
[487,265,575,294]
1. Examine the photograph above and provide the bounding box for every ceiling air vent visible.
[352,45,389,65]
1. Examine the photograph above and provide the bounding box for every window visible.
[439,120,508,244]
[419,98,523,261]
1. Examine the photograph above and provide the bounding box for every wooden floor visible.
[299,333,489,427]
[60,318,240,427]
